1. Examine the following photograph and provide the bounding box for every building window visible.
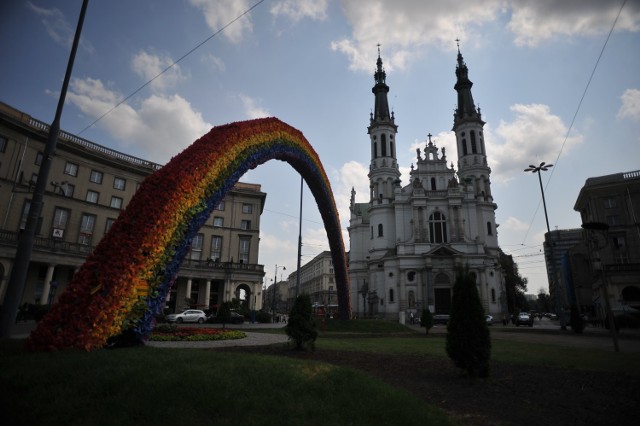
[213,217,224,227]
[407,271,416,282]
[78,214,96,245]
[491,288,496,303]
[110,196,123,209]
[470,131,477,154]
[378,223,383,237]
[606,215,620,226]
[86,190,99,204]
[429,211,448,243]
[242,203,253,214]
[462,139,467,155]
[370,226,374,239]
[211,236,222,262]
[215,201,225,211]
[0,135,7,152]
[487,221,493,235]
[241,220,251,230]
[19,200,31,231]
[430,177,436,190]
[51,207,69,238]
[373,142,377,158]
[239,237,250,264]
[89,170,103,184]
[390,141,394,157]
[190,234,203,261]
[604,198,617,209]
[113,177,126,191]
[389,288,394,303]
[64,162,79,177]
[381,134,387,156]
[35,151,44,166]
[105,218,115,234]
[60,182,74,197]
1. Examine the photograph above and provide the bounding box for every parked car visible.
[433,314,450,325]
[229,311,245,324]
[485,315,493,325]
[516,312,534,327]
[166,309,207,324]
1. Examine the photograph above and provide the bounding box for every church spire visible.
[371,44,393,124]
[453,41,482,126]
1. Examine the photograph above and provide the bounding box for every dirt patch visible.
[216,338,640,426]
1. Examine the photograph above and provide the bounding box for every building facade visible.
[286,251,338,316]
[348,48,505,321]
[0,102,266,314]
[574,170,640,323]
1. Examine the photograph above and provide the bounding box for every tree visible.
[499,250,528,315]
[446,266,491,378]
[285,294,318,350]
[420,308,433,335]
[216,302,232,329]
[536,288,552,313]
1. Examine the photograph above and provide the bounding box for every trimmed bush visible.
[285,294,318,350]
[446,266,491,378]
[420,309,433,335]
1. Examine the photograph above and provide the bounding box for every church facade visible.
[348,48,506,321]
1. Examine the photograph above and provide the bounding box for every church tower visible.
[367,47,400,253]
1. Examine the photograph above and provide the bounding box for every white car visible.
[166,309,207,324]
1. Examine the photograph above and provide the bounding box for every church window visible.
[462,139,468,155]
[378,223,384,237]
[373,142,377,158]
[430,177,436,190]
[491,288,496,303]
[487,221,492,235]
[407,271,415,282]
[389,288,394,303]
[470,131,477,154]
[429,211,448,243]
[370,226,373,239]
[381,134,387,156]
[408,290,415,308]
[390,141,394,157]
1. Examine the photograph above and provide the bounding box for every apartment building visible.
[0,102,266,314]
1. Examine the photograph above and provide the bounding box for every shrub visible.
[446,266,491,378]
[285,294,318,350]
[420,309,433,335]
[216,302,232,328]
[256,310,271,323]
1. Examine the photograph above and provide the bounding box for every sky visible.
[1,0,639,295]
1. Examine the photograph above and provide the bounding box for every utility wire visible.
[76,0,266,135]
[521,0,627,243]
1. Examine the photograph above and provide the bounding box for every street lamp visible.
[524,162,566,329]
[582,222,619,352]
[272,265,286,323]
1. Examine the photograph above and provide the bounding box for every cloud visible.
[27,1,94,53]
[329,161,369,229]
[332,0,640,71]
[238,94,270,119]
[270,0,328,22]
[507,0,640,47]
[488,104,583,184]
[131,50,186,92]
[67,77,212,164]
[501,216,530,231]
[189,0,253,44]
[202,53,226,72]
[618,88,640,121]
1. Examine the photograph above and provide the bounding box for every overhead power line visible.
[77,0,266,135]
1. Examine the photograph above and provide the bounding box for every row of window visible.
[372,213,494,243]
[372,133,395,158]
[34,152,129,191]
[188,234,251,264]
[460,130,483,156]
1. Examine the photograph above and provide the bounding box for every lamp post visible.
[272,265,285,323]
[524,162,566,329]
[582,222,620,352]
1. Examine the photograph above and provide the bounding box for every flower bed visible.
[149,326,246,342]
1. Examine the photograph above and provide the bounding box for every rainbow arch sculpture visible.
[27,118,351,351]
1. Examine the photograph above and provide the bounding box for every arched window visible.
[470,131,477,154]
[390,141,394,157]
[378,223,384,237]
[373,142,377,158]
[370,226,373,239]
[430,177,436,190]
[491,288,496,303]
[381,134,387,156]
[487,221,492,235]
[389,288,394,303]
[408,290,415,308]
[462,138,468,155]
[429,211,448,243]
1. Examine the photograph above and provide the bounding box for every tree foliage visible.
[216,302,232,329]
[420,309,433,335]
[285,294,318,350]
[446,266,491,378]
[499,250,528,315]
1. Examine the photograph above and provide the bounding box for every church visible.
[348,47,506,321]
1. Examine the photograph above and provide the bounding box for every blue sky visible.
[1,0,639,294]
